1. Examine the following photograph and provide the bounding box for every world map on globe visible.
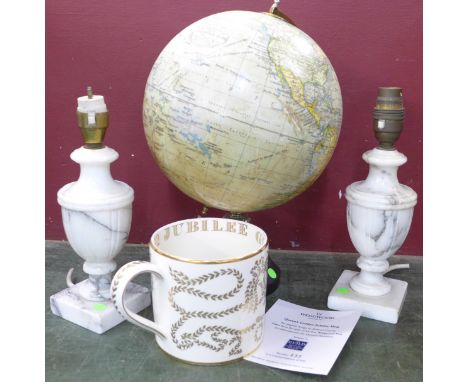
[143,10,342,212]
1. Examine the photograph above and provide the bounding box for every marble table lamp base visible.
[327,270,407,324]
[50,280,151,334]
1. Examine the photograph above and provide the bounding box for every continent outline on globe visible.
[143,10,343,213]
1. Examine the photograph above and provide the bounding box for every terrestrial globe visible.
[143,10,342,213]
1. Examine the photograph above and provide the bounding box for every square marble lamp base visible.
[50,280,151,334]
[327,270,408,324]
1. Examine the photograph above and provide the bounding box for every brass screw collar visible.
[76,86,109,148]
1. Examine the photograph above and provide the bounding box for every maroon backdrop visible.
[45,0,422,255]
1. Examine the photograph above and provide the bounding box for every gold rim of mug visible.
[149,240,269,264]
[158,340,263,366]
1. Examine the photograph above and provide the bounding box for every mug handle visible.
[111,261,166,338]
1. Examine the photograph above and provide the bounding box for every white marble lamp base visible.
[327,270,407,324]
[50,280,151,334]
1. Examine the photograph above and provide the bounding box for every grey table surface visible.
[45,241,423,382]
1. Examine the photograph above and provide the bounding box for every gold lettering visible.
[173,224,182,236]
[154,234,160,246]
[187,221,199,233]
[163,228,170,240]
[256,231,263,244]
[238,223,248,236]
[201,220,208,231]
[226,221,236,233]
[213,220,223,231]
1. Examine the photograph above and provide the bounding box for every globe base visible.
[266,257,281,295]
[223,212,251,222]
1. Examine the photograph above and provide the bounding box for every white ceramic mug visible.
[111,218,268,364]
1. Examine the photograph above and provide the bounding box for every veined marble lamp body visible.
[57,146,134,300]
[345,148,417,297]
[328,147,417,324]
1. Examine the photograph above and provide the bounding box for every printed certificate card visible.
[245,299,360,375]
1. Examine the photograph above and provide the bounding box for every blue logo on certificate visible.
[284,339,308,351]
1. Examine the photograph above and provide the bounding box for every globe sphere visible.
[143,10,342,212]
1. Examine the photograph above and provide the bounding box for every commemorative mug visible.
[111,218,268,364]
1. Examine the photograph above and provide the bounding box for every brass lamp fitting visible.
[76,86,109,149]
[373,87,405,150]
